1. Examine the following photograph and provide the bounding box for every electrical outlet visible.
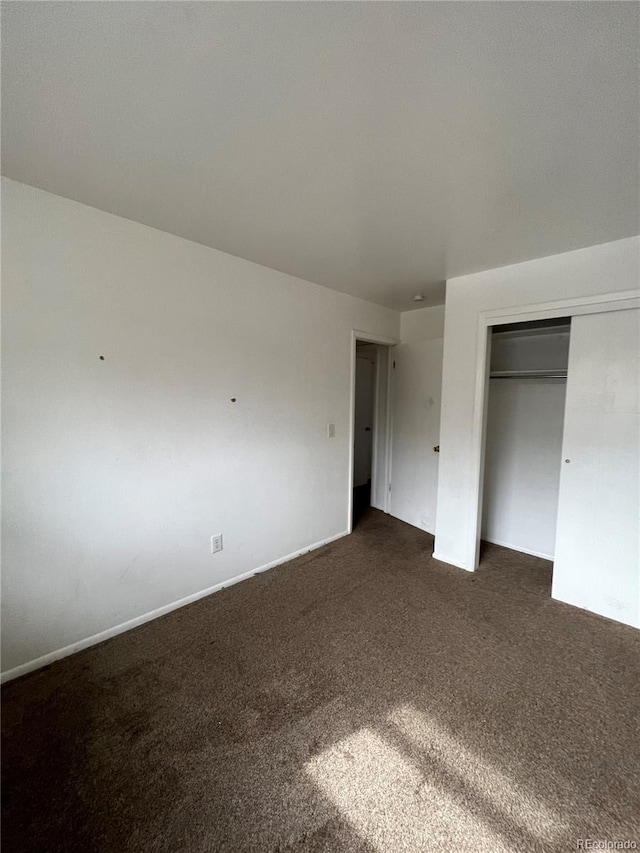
[327,423,336,438]
[211,534,223,554]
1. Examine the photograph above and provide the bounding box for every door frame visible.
[469,290,639,570]
[348,329,399,532]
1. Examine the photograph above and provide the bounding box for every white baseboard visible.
[433,540,553,572]
[387,510,435,536]
[551,590,639,630]
[1,529,349,684]
[482,537,553,562]
[432,552,474,572]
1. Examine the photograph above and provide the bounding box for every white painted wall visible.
[390,306,445,534]
[435,237,640,616]
[489,326,570,374]
[1,178,399,677]
[482,329,569,560]
[482,381,567,560]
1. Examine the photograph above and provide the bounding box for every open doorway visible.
[350,334,396,530]
[353,343,377,526]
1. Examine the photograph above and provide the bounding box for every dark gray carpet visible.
[3,510,639,852]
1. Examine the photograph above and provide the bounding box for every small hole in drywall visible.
[230,398,237,402]
[99,356,105,361]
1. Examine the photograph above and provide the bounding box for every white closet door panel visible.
[552,309,639,627]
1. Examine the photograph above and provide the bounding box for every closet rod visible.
[490,369,567,380]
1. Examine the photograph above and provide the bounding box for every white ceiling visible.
[2,2,638,311]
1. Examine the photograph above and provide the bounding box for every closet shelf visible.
[490,369,568,380]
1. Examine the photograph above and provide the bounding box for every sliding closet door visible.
[552,308,639,628]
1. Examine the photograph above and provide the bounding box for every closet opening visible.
[480,317,571,567]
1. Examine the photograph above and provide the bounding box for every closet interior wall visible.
[481,320,571,561]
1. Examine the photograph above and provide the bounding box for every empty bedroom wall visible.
[1,178,399,676]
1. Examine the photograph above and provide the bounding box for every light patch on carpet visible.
[389,704,569,846]
[305,724,517,853]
